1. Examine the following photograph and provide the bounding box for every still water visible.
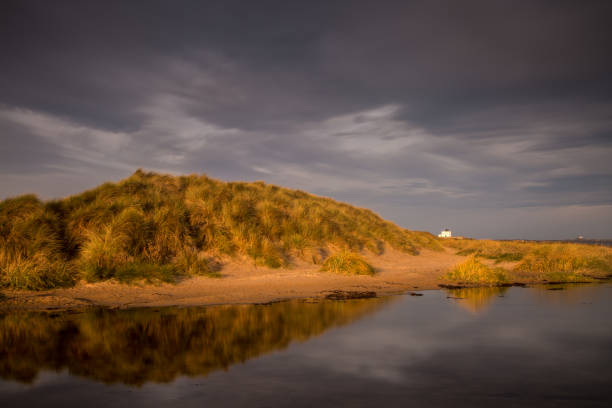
[1,284,611,407]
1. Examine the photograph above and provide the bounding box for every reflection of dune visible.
[0,298,390,386]
[446,287,508,314]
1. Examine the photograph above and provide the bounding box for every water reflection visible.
[444,283,612,314]
[532,283,603,307]
[2,285,612,407]
[0,298,390,385]
[445,286,509,313]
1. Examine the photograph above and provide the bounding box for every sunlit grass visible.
[543,271,592,283]
[4,170,608,290]
[445,257,507,285]
[0,170,437,289]
[444,239,612,283]
[321,251,375,275]
[1,254,75,290]
[447,239,526,263]
[111,263,180,284]
[0,195,76,290]
[513,243,608,282]
[513,243,611,273]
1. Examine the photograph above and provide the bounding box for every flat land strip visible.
[1,249,464,310]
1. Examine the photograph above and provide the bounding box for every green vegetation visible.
[321,251,375,275]
[0,170,439,289]
[445,256,507,285]
[444,239,612,283]
[0,299,389,385]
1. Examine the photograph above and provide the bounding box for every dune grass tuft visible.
[512,243,608,282]
[445,257,507,285]
[321,251,375,275]
[1,254,75,290]
[445,239,612,283]
[111,263,180,284]
[0,195,76,290]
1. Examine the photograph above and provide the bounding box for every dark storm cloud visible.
[1,0,611,238]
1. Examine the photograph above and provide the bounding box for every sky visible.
[1,0,611,240]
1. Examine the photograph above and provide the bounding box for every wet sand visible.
[0,248,496,310]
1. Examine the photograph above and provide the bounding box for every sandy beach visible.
[0,248,472,311]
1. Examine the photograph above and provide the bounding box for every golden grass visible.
[0,253,75,290]
[445,256,507,285]
[321,251,375,275]
[444,239,526,263]
[513,243,610,282]
[1,170,437,289]
[0,195,76,290]
[444,239,612,283]
[3,170,609,290]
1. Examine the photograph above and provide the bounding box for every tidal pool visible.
[1,284,611,407]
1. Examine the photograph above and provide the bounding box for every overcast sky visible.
[1,0,611,239]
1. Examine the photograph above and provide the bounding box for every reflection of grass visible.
[0,298,389,385]
[446,286,508,313]
[446,257,507,285]
[321,251,375,275]
[1,170,440,289]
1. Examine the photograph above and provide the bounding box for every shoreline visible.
[2,280,607,313]
[2,248,608,312]
[0,248,460,311]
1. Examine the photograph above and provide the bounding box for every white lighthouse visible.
[438,228,452,238]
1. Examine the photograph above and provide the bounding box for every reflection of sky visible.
[2,285,612,407]
[300,285,612,384]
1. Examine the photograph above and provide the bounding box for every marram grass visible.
[446,257,507,285]
[4,170,609,290]
[0,170,437,289]
[445,239,612,282]
[445,239,526,263]
[321,251,375,275]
